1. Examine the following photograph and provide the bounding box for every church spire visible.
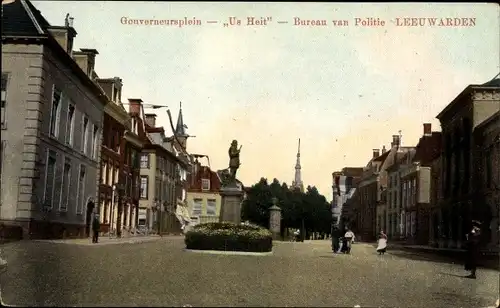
[292,138,304,193]
[175,101,187,137]
[173,102,188,150]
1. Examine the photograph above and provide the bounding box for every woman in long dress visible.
[376,230,388,255]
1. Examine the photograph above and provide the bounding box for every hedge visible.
[185,222,273,252]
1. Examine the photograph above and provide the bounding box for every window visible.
[1,73,8,129]
[44,150,57,208]
[155,177,161,201]
[131,118,137,134]
[50,87,62,137]
[106,164,112,186]
[101,161,107,184]
[76,165,86,214]
[207,199,217,216]
[112,85,118,102]
[201,178,210,191]
[131,150,138,169]
[412,179,417,205]
[60,159,71,211]
[92,125,99,159]
[66,104,75,145]
[82,116,89,154]
[140,153,150,168]
[114,165,119,186]
[135,175,140,198]
[140,175,149,199]
[192,198,202,216]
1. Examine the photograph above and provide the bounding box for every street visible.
[0,238,498,307]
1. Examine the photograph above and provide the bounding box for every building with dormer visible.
[186,161,222,224]
[138,108,187,234]
[1,0,107,239]
[356,134,414,241]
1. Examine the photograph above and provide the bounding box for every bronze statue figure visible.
[228,140,242,180]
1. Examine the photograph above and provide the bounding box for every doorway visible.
[85,201,95,237]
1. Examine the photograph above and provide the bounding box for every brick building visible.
[97,88,145,237]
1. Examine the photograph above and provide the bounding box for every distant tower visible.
[174,102,188,150]
[291,138,304,193]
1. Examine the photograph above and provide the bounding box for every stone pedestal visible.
[219,185,244,224]
[269,198,281,240]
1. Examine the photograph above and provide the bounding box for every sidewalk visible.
[367,242,499,270]
[35,234,180,246]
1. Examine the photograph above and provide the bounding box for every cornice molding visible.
[471,90,500,101]
[105,102,130,125]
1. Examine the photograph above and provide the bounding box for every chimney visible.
[423,123,432,136]
[372,149,380,159]
[73,48,99,77]
[47,14,77,55]
[391,135,401,148]
[381,145,387,154]
[144,114,157,128]
[128,98,143,115]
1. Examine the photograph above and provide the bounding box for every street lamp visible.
[121,102,169,110]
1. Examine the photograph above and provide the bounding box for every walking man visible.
[464,220,482,279]
[92,214,100,244]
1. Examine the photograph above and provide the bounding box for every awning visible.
[174,200,192,228]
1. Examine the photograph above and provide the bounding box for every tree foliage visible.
[241,178,332,234]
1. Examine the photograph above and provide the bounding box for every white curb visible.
[184,249,273,256]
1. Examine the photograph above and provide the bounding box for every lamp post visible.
[115,183,124,238]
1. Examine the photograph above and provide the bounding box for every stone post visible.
[269,197,281,240]
[219,184,244,224]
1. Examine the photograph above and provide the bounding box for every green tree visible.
[241,178,332,236]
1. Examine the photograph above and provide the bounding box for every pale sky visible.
[33,1,500,200]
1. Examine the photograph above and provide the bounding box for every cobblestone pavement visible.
[1,238,498,307]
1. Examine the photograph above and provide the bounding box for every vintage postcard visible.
[1,1,499,307]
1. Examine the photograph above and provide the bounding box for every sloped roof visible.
[341,167,364,177]
[400,149,417,165]
[413,132,442,165]
[373,150,390,163]
[2,0,50,36]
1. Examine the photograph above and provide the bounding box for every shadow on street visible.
[387,249,499,270]
[437,272,473,278]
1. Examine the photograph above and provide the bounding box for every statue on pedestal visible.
[219,140,244,224]
[227,140,242,183]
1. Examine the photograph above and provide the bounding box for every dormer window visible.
[131,117,138,134]
[201,178,210,191]
[113,86,118,103]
